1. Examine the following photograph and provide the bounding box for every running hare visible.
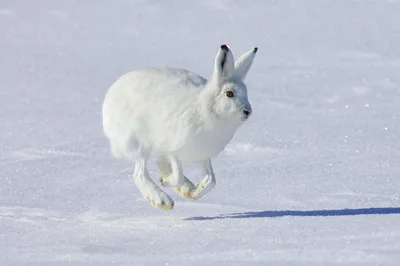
[102,44,258,210]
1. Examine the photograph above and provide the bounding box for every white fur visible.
[102,45,258,210]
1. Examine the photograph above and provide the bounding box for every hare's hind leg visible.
[157,155,195,200]
[133,148,174,210]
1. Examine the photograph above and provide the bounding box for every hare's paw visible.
[145,192,174,210]
[173,179,196,199]
[160,175,176,187]
[191,175,216,200]
[141,186,175,211]
[160,175,196,199]
[160,174,185,188]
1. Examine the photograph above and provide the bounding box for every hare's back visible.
[104,67,206,113]
[120,67,206,94]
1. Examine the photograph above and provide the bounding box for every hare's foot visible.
[160,175,196,199]
[190,159,216,200]
[190,174,216,200]
[156,155,194,199]
[133,150,174,211]
[173,179,196,199]
[138,181,175,210]
[159,174,184,188]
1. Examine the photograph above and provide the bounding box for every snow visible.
[1,0,400,265]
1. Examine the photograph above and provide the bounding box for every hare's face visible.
[215,81,252,121]
[205,44,257,122]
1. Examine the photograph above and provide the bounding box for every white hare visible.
[102,44,258,210]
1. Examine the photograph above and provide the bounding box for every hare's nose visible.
[243,109,251,119]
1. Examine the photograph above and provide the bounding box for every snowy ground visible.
[1,0,400,265]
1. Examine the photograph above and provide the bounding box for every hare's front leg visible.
[133,149,174,210]
[191,159,216,200]
[157,155,195,199]
[159,155,185,187]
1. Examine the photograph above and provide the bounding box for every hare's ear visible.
[233,47,258,81]
[212,44,235,83]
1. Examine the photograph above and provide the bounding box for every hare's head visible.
[206,45,258,122]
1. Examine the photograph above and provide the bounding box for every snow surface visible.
[1,0,400,265]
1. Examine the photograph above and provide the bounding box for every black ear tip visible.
[253,47,258,53]
[221,44,229,51]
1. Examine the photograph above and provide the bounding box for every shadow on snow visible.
[184,207,400,221]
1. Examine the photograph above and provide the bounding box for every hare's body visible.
[102,45,258,210]
[103,67,239,162]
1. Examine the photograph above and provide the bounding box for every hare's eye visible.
[226,91,234,98]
